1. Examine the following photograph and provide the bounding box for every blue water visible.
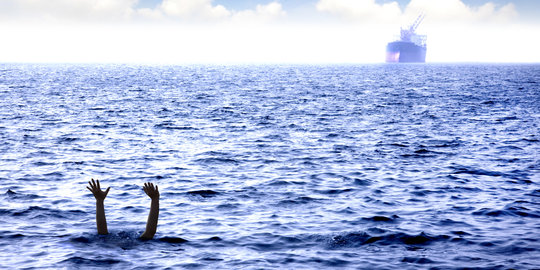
[0,64,539,269]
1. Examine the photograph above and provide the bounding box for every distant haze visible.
[0,0,538,63]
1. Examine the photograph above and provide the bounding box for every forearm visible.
[141,198,159,239]
[95,200,108,235]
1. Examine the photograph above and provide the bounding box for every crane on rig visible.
[400,14,425,44]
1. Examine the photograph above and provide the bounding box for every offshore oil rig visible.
[386,14,427,63]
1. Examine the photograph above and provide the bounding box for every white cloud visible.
[154,0,286,23]
[316,0,518,24]
[0,0,286,23]
[404,0,517,23]
[158,0,231,21]
[316,0,402,22]
[0,0,537,63]
[0,0,137,22]
[232,2,286,23]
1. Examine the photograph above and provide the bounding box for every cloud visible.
[316,0,518,24]
[0,0,137,22]
[316,0,402,23]
[232,2,286,23]
[151,0,285,23]
[0,0,285,23]
[158,0,231,21]
[0,0,536,64]
[405,0,517,23]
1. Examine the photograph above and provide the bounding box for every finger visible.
[104,187,110,196]
[155,185,158,192]
[91,179,96,188]
[97,180,101,190]
[86,186,92,192]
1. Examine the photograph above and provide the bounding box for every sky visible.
[0,0,539,64]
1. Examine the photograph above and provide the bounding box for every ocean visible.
[0,63,538,269]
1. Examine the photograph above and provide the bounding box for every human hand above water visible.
[86,178,110,235]
[142,182,159,200]
[86,179,110,201]
[141,182,160,240]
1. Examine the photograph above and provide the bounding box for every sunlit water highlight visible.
[0,64,539,269]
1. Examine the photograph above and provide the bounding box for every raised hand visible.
[86,178,110,235]
[143,182,159,200]
[87,179,110,201]
[141,182,160,240]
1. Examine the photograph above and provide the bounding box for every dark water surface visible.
[0,64,539,269]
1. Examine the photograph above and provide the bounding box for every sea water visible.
[0,64,538,269]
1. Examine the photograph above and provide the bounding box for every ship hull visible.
[386,41,426,63]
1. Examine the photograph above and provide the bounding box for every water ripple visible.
[0,64,538,269]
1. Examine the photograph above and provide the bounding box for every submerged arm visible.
[140,182,160,240]
[86,179,110,235]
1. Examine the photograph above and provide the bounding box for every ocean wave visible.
[1,64,539,269]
